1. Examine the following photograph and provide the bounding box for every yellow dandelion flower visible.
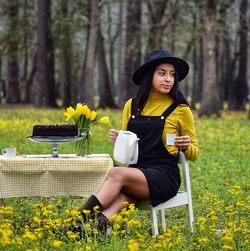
[128,239,139,251]
[93,205,100,212]
[67,231,80,240]
[22,231,37,240]
[228,221,237,229]
[14,236,23,246]
[33,216,42,225]
[231,185,240,189]
[0,227,13,246]
[47,204,53,210]
[209,224,217,232]
[128,204,136,212]
[208,208,218,221]
[239,219,247,228]
[197,237,209,244]
[222,231,233,242]
[226,211,237,216]
[223,244,233,250]
[52,240,62,248]
[92,228,98,235]
[176,233,183,244]
[112,214,122,222]
[86,245,91,251]
[197,216,206,225]
[225,205,234,211]
[0,205,13,215]
[127,219,141,228]
[81,209,91,216]
[213,199,225,206]
[68,209,81,217]
[164,228,174,237]
[236,201,244,207]
[227,190,240,195]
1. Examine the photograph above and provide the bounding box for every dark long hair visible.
[136,64,190,115]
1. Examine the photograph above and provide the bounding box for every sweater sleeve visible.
[122,99,132,131]
[177,106,200,161]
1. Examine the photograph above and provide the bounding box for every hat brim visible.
[132,57,189,85]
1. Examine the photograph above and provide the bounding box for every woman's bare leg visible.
[95,167,150,209]
[101,192,138,222]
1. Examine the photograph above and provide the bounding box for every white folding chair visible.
[138,151,194,235]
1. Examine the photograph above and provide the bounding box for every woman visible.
[70,49,200,235]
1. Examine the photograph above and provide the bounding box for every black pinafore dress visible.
[128,98,181,207]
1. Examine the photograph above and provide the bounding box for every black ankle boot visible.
[96,212,109,234]
[57,195,103,236]
[59,210,109,239]
[79,195,103,222]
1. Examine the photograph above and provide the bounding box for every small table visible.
[0,154,113,198]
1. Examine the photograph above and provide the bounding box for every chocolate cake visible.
[32,124,78,137]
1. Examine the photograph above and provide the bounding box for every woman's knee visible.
[106,167,124,182]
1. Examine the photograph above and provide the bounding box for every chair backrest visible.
[178,151,191,194]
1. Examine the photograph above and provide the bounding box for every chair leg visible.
[160,209,166,232]
[150,209,159,236]
[186,204,194,232]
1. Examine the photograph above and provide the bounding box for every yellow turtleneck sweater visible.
[122,92,200,161]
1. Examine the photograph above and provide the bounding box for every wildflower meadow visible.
[0,107,249,251]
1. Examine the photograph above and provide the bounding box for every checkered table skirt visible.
[0,155,113,198]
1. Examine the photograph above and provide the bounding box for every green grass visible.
[0,107,249,250]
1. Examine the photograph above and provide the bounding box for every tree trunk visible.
[35,0,56,107]
[198,0,220,117]
[215,0,234,107]
[191,8,198,108]
[146,0,168,52]
[0,58,2,102]
[106,1,121,106]
[117,0,126,106]
[97,31,117,108]
[61,0,72,108]
[220,37,234,103]
[78,0,99,108]
[47,15,57,107]
[24,53,37,103]
[21,0,28,103]
[230,0,248,110]
[6,0,21,104]
[122,0,141,103]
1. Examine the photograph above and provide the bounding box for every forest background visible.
[0,0,249,117]
[0,1,249,249]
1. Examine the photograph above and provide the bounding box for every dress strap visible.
[161,103,178,119]
[131,98,137,116]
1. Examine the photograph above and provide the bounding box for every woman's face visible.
[151,63,175,93]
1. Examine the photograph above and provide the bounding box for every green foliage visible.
[0,108,249,250]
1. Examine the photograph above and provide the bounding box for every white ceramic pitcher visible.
[113,131,139,165]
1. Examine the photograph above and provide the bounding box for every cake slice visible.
[32,124,78,137]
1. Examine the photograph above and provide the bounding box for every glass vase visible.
[76,128,93,156]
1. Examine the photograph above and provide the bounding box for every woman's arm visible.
[109,99,132,144]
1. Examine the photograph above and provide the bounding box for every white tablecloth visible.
[0,154,113,198]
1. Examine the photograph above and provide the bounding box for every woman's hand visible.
[174,135,190,151]
[109,129,119,144]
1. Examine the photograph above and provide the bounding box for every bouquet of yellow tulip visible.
[64,103,110,156]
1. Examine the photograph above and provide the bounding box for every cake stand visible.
[27,136,83,158]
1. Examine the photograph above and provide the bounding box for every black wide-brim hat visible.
[132,49,189,85]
